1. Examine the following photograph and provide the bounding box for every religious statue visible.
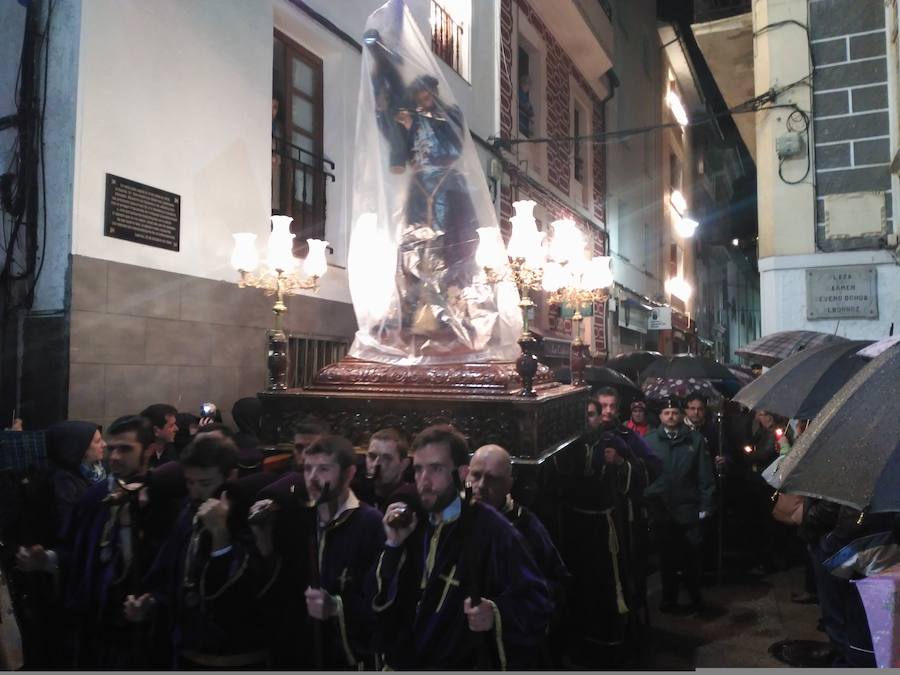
[347,0,520,365]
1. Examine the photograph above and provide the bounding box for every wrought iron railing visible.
[287,335,349,388]
[431,0,465,76]
[272,136,335,250]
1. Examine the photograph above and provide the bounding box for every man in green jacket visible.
[644,397,717,613]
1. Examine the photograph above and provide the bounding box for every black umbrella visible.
[869,441,900,513]
[604,351,663,381]
[640,354,735,381]
[583,366,641,396]
[736,330,848,367]
[732,340,872,419]
[776,343,900,510]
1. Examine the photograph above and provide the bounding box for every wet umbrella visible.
[642,377,722,406]
[866,441,900,513]
[604,351,663,381]
[736,330,847,367]
[732,340,872,419]
[727,365,755,387]
[641,354,735,381]
[776,343,900,510]
[583,366,641,396]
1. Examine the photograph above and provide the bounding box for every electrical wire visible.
[30,0,55,300]
[777,108,812,186]
[492,76,812,149]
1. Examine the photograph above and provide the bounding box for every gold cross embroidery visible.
[435,564,459,613]
[338,567,353,593]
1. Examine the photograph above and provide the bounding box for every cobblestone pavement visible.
[645,565,825,669]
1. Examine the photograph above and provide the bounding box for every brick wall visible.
[810,0,893,247]
[498,0,609,354]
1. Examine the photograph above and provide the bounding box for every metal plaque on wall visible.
[806,266,878,320]
[104,174,180,251]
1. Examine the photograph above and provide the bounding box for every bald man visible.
[468,445,570,665]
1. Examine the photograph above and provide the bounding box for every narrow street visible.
[646,566,823,669]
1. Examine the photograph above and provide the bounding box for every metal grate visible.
[287,335,349,388]
[431,0,465,76]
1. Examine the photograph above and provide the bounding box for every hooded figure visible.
[45,421,106,538]
[173,413,199,455]
[231,396,262,449]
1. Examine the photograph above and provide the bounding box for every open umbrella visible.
[642,377,722,406]
[736,330,847,367]
[732,340,872,419]
[727,365,755,387]
[583,366,641,396]
[604,351,663,381]
[641,354,736,381]
[866,442,900,513]
[776,343,900,510]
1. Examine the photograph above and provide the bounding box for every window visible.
[669,153,683,192]
[570,92,591,206]
[573,106,584,183]
[518,46,534,137]
[431,0,470,80]
[273,32,333,256]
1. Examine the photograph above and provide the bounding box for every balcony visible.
[691,9,756,162]
[431,0,466,79]
[272,136,335,256]
[694,0,751,23]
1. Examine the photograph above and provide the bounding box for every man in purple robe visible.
[356,427,418,513]
[251,435,385,669]
[124,435,273,669]
[374,425,553,670]
[468,443,570,666]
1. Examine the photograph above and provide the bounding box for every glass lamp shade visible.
[507,216,538,260]
[675,216,699,238]
[267,215,296,271]
[670,189,687,216]
[511,199,536,221]
[580,256,614,291]
[303,239,329,278]
[475,227,508,270]
[549,219,585,263]
[523,231,547,270]
[230,233,258,271]
[541,261,570,293]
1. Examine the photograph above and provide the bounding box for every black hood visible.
[231,397,263,436]
[46,421,99,472]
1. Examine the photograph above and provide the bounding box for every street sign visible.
[648,306,672,330]
[806,266,878,320]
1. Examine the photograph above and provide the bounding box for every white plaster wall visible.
[70,0,497,306]
[70,1,299,293]
[759,252,900,339]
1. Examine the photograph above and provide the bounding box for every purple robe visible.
[260,498,385,669]
[373,500,553,669]
[59,478,153,667]
[143,502,270,668]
